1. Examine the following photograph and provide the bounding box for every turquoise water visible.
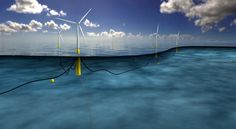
[0,47,236,129]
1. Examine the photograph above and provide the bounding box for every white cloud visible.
[83,19,100,28]
[6,21,23,31]
[231,19,236,26]
[6,21,37,32]
[47,10,59,16]
[149,32,195,41]
[29,20,43,30]
[0,20,42,34]
[86,30,144,39]
[0,20,43,34]
[59,24,71,31]
[219,27,226,32]
[86,30,195,42]
[160,0,236,32]
[100,31,109,37]
[127,33,144,39]
[87,32,100,37]
[87,29,126,38]
[59,10,67,16]
[7,0,67,17]
[42,30,48,33]
[177,34,195,40]
[47,10,67,17]
[44,20,58,30]
[127,33,136,38]
[0,23,17,33]
[109,29,126,37]
[7,0,49,14]
[44,21,70,31]
[160,0,194,14]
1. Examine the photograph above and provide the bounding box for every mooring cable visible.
[59,57,68,72]
[0,56,157,95]
[80,57,155,75]
[0,59,76,96]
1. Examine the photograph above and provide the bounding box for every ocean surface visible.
[0,47,236,129]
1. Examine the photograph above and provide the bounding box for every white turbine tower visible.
[155,24,160,58]
[111,35,114,55]
[57,29,63,49]
[56,8,92,54]
[45,30,63,55]
[176,32,180,53]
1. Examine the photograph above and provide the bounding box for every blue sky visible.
[0,0,235,34]
[1,0,236,52]
[0,0,188,34]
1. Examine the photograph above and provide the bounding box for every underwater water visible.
[0,47,236,129]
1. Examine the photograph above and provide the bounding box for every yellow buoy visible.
[50,79,55,83]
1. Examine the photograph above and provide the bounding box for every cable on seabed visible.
[0,59,76,96]
[80,57,155,75]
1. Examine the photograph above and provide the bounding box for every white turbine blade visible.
[56,18,76,24]
[59,29,63,34]
[79,26,86,40]
[79,8,92,24]
[59,30,63,40]
[156,24,159,34]
[156,25,159,40]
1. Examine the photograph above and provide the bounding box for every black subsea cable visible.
[0,56,156,95]
[0,59,76,96]
[59,57,67,72]
[81,57,155,75]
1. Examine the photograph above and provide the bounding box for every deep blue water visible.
[0,47,236,129]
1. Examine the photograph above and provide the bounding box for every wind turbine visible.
[56,8,92,54]
[44,30,63,55]
[111,35,115,55]
[155,24,160,58]
[57,29,63,49]
[176,32,180,53]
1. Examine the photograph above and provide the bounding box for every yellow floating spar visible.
[75,57,82,76]
[76,48,81,55]
[75,48,81,76]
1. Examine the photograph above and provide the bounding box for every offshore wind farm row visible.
[0,8,182,58]
[52,8,181,58]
